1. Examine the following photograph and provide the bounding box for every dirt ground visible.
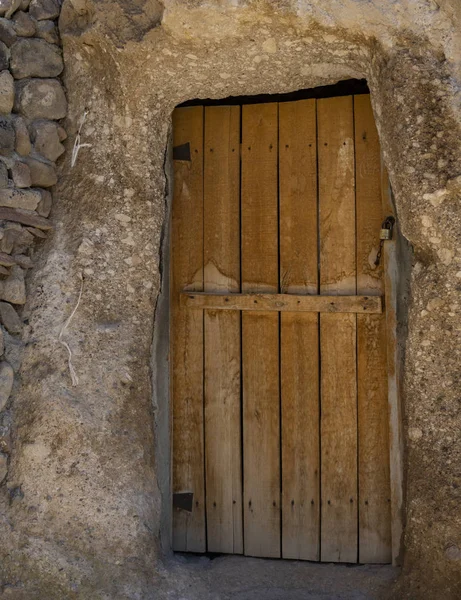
[157,554,398,600]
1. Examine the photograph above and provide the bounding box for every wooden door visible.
[171,94,392,563]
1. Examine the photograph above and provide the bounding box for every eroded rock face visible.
[0,0,460,599]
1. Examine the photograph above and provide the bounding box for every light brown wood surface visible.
[171,106,206,552]
[241,103,280,558]
[182,293,382,314]
[171,96,394,565]
[203,106,243,554]
[355,94,392,564]
[279,99,319,560]
[318,96,358,563]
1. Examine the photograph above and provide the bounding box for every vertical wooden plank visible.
[203,106,243,554]
[318,96,358,563]
[279,99,320,561]
[355,94,392,564]
[171,106,205,552]
[241,103,280,558]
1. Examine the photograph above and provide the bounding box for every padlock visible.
[380,228,392,240]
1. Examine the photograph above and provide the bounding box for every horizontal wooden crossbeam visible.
[181,292,382,314]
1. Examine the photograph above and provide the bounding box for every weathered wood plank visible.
[318,95,358,563]
[181,293,382,314]
[280,99,320,561]
[171,106,206,552]
[355,94,392,564]
[241,102,280,558]
[203,105,243,554]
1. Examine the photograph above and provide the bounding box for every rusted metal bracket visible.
[173,492,194,512]
[173,142,191,161]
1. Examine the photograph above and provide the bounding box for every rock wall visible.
[0,0,66,496]
[1,0,461,599]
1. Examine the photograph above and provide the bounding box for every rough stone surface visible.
[35,19,59,44]
[0,359,13,411]
[0,186,40,208]
[0,160,7,187]
[0,115,14,156]
[0,39,9,71]
[29,0,59,21]
[36,186,50,215]
[24,154,56,186]
[12,10,35,37]
[12,114,31,155]
[0,301,22,333]
[0,0,460,599]
[14,77,67,119]
[0,69,14,114]
[30,118,65,160]
[10,38,63,79]
[0,451,7,482]
[11,160,31,188]
[0,18,17,47]
[3,325,23,369]
[0,264,25,303]
[0,0,20,19]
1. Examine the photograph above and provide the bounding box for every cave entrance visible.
[169,82,398,564]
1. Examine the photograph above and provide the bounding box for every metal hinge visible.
[173,492,194,512]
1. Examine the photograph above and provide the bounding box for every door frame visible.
[160,86,406,566]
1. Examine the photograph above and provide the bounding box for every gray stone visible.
[0,452,7,482]
[0,161,7,187]
[24,155,56,187]
[14,78,67,119]
[0,40,9,71]
[12,252,32,267]
[0,226,16,253]
[0,360,13,411]
[0,264,25,304]
[0,18,17,47]
[0,186,40,209]
[0,115,14,156]
[10,38,63,79]
[19,0,29,9]
[12,10,35,37]
[36,187,50,216]
[3,325,23,369]
[57,124,66,141]
[0,301,21,333]
[0,70,14,114]
[29,0,59,20]
[30,119,64,161]
[11,160,31,188]
[35,19,58,44]
[12,115,30,155]
[0,225,34,254]
[0,325,4,354]
[0,0,20,19]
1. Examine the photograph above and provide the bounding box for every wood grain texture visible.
[318,96,358,563]
[182,293,382,314]
[279,99,319,560]
[355,94,392,564]
[381,163,404,565]
[203,106,243,554]
[171,106,205,552]
[241,103,280,558]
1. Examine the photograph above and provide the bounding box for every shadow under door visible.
[171,94,392,564]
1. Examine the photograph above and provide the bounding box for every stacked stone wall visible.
[0,0,66,488]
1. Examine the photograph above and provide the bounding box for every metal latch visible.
[173,492,194,513]
[375,216,395,266]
